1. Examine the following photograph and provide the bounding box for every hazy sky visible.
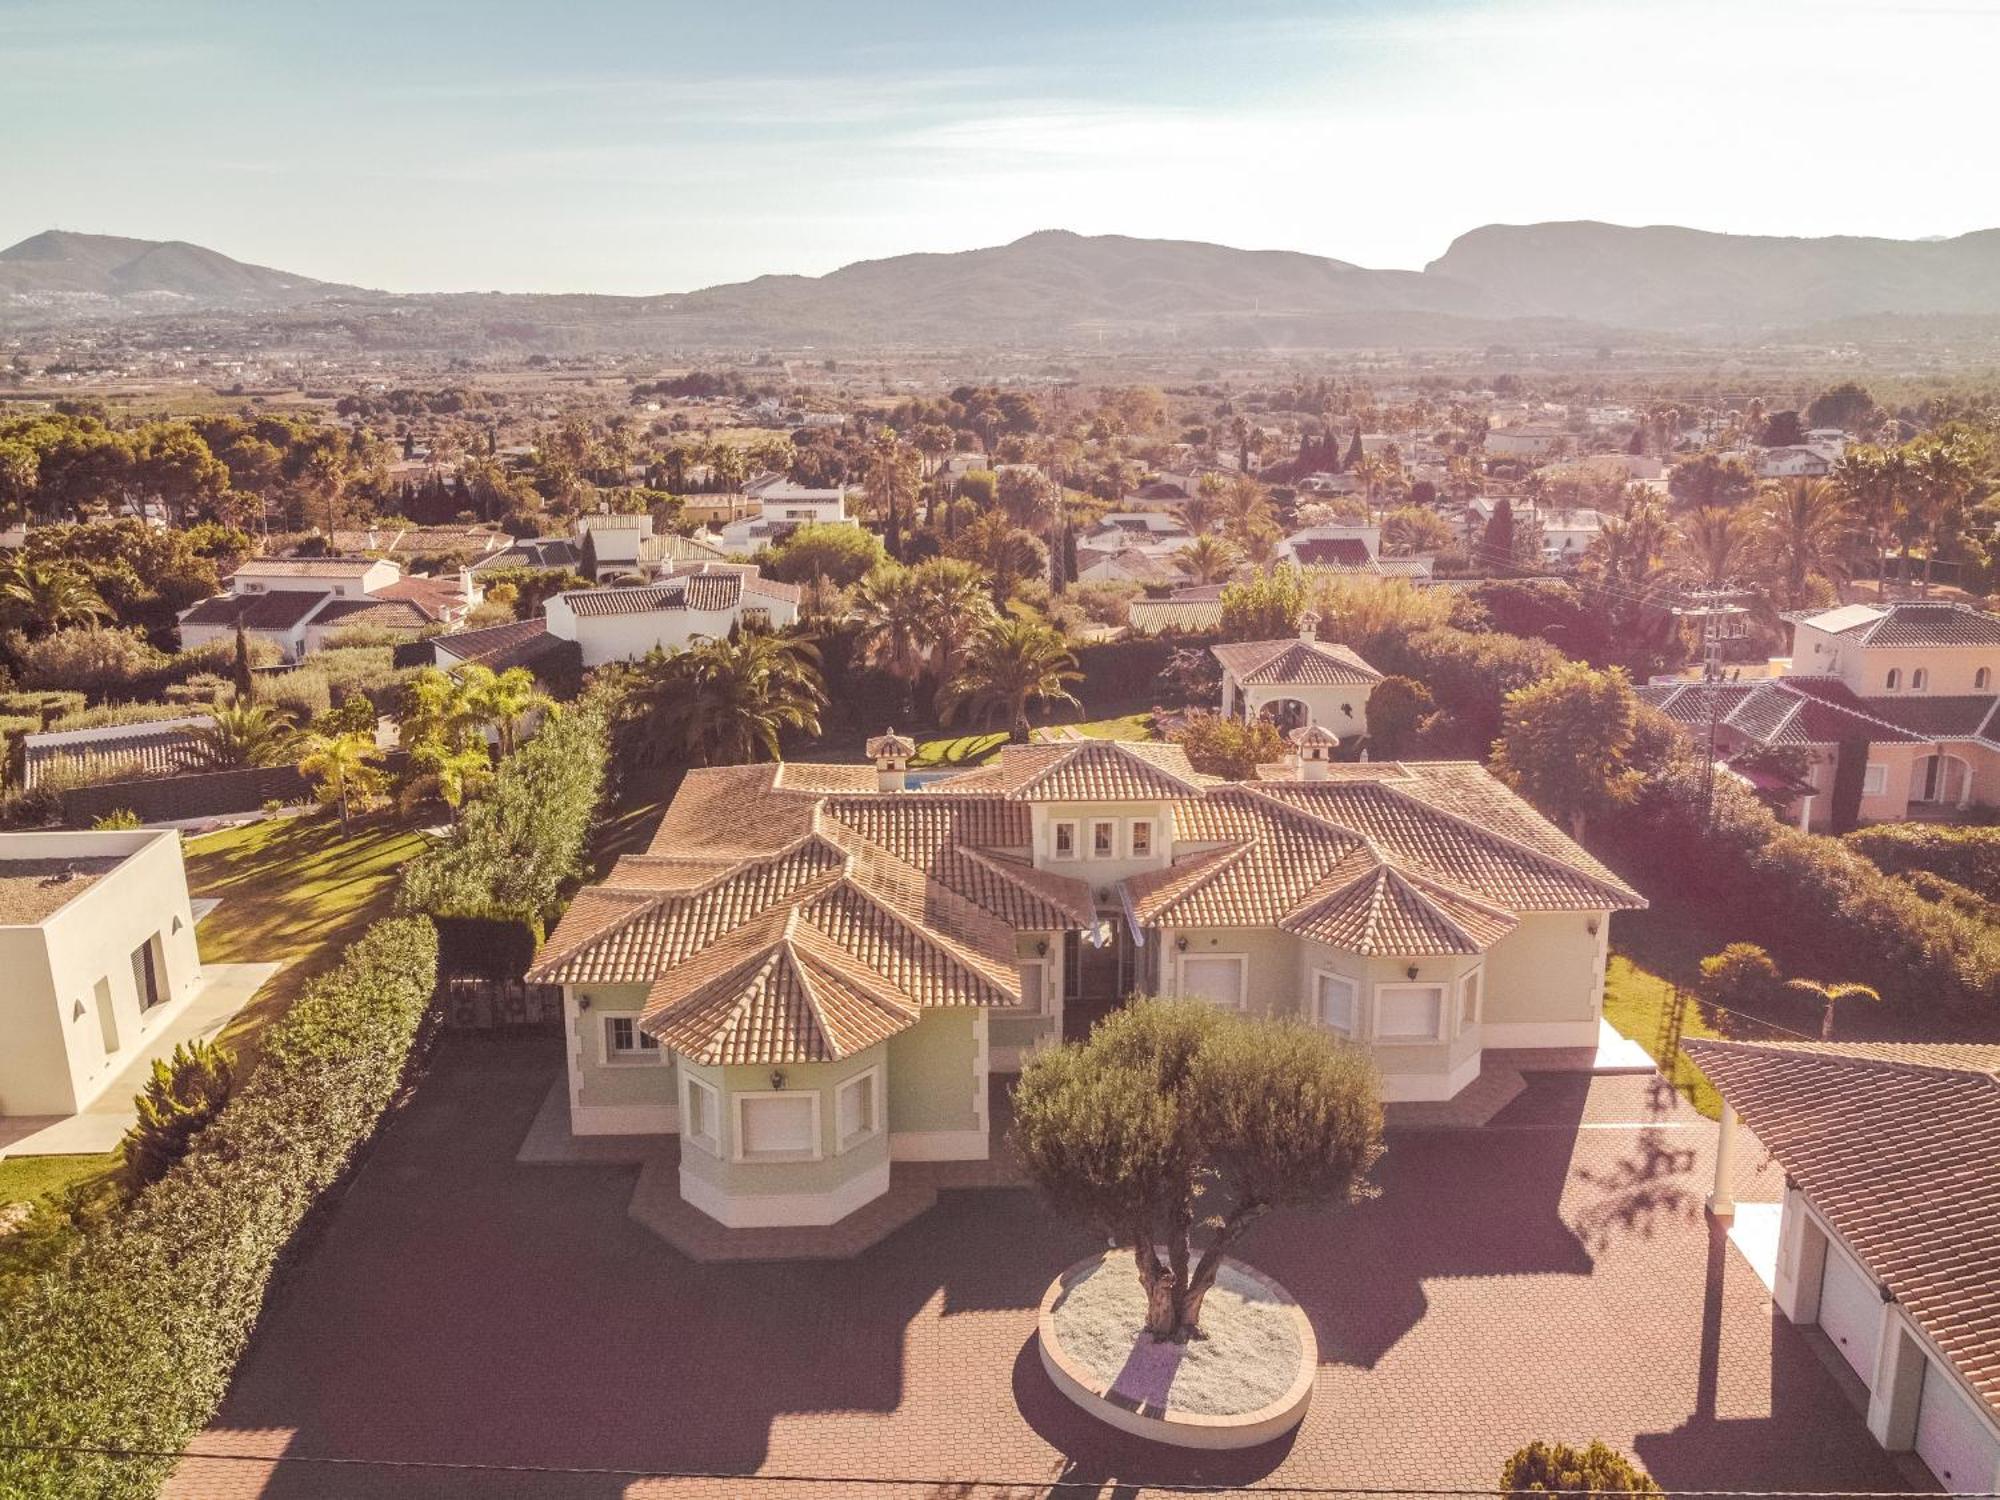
[3,0,1994,295]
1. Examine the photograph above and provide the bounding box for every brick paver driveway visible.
[170,1034,1906,1499]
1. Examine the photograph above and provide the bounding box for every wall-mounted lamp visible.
[577,995,592,1011]
[1175,936,1189,952]
[1586,917,1600,936]
[1035,939,1048,957]
[1405,964,1420,980]
[769,1069,787,1091]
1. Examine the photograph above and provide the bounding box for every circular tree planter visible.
[1036,1251,1316,1450]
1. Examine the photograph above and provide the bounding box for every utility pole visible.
[1671,587,1752,827]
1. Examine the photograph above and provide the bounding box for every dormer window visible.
[1886,669,1901,691]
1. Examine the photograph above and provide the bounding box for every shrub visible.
[119,1039,234,1194]
[17,625,168,702]
[91,808,141,831]
[1370,625,1565,755]
[1843,822,2000,897]
[42,700,207,734]
[1500,1438,1662,1495]
[1365,675,1434,758]
[1168,710,1288,780]
[1698,943,1782,1012]
[0,915,438,1500]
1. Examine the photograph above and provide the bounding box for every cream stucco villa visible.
[528,733,1643,1232]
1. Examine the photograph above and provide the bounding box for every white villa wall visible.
[0,830,203,1117]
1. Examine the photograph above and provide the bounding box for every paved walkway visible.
[0,961,278,1158]
[169,1034,1907,1500]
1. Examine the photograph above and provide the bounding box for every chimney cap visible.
[1298,610,1322,640]
[1290,722,1341,749]
[866,727,916,758]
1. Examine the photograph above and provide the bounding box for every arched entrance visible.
[1913,752,1972,807]
[1256,697,1310,734]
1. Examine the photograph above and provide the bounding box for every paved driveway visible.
[171,1034,1907,1499]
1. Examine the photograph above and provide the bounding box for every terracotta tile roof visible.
[1684,1040,2000,1416]
[1211,636,1383,687]
[22,717,213,789]
[1289,537,1373,568]
[559,573,744,617]
[1862,694,2000,746]
[1280,854,1519,955]
[1128,599,1223,635]
[1817,602,2000,647]
[375,575,468,618]
[229,557,380,579]
[179,591,325,630]
[1637,677,1928,748]
[431,617,570,673]
[306,598,434,632]
[938,740,1209,802]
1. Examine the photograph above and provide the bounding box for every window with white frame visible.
[734,1092,820,1161]
[682,1075,720,1155]
[603,1014,662,1063]
[1091,820,1117,858]
[1020,960,1050,1014]
[1128,819,1154,858]
[1375,983,1446,1042]
[1862,764,1887,796]
[1313,971,1358,1035]
[1178,954,1245,1008]
[835,1069,880,1152]
[1458,968,1483,1031]
[1051,820,1078,859]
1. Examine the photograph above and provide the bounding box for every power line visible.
[0,1444,1984,1498]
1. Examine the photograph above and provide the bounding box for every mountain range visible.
[9,222,2000,348]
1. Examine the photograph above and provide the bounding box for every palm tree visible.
[1756,478,1857,609]
[852,564,932,702]
[1673,505,1756,588]
[401,737,494,819]
[639,633,826,766]
[0,557,110,636]
[1176,534,1243,585]
[1832,443,1907,588]
[397,667,482,755]
[1352,453,1392,517]
[176,701,300,771]
[910,556,997,683]
[1784,978,1881,1041]
[937,619,1082,743]
[298,730,388,837]
[459,664,554,758]
[1184,473,1227,535]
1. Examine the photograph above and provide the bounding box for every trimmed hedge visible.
[1843,823,2000,898]
[1603,753,1998,1015]
[0,915,439,1500]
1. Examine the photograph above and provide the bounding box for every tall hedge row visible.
[1842,822,2000,899]
[0,915,440,1500]
[1603,754,1998,1015]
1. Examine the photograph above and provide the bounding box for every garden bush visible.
[1168,710,1288,779]
[1698,943,1783,1012]
[1843,822,2000,898]
[0,915,439,1500]
[1500,1438,1662,1495]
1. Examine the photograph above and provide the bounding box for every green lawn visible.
[1062,712,1157,741]
[184,811,431,1068]
[1601,952,1727,1118]
[0,1152,119,1211]
[911,732,1007,768]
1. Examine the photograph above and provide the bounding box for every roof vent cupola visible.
[867,727,917,792]
[1298,610,1322,642]
[1290,721,1340,782]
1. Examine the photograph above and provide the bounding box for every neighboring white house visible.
[1758,446,1836,479]
[576,513,653,580]
[542,564,803,668]
[715,482,854,554]
[1212,615,1384,733]
[1692,1040,2000,1495]
[1485,425,1570,460]
[177,557,476,662]
[0,830,204,1120]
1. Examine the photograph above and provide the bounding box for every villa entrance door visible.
[1064,924,1139,1042]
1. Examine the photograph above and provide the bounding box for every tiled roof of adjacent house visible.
[1128,598,1224,635]
[1684,1040,2000,1415]
[1211,636,1384,688]
[1637,676,1928,747]
[21,717,214,789]
[559,574,743,616]
[935,739,1211,802]
[431,617,570,673]
[1288,537,1373,568]
[376,575,468,618]
[229,557,381,578]
[470,537,582,574]
[306,598,435,632]
[1862,694,2000,747]
[178,590,327,631]
[1793,600,2000,647]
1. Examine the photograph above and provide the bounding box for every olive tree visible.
[1010,998,1382,1343]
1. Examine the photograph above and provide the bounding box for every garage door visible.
[1917,1358,2000,1494]
[1179,956,1243,1007]
[1817,1243,1882,1385]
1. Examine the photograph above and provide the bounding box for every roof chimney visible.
[1298,610,1321,642]
[866,727,916,792]
[1291,722,1339,783]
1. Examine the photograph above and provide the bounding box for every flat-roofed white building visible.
[0,829,204,1120]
